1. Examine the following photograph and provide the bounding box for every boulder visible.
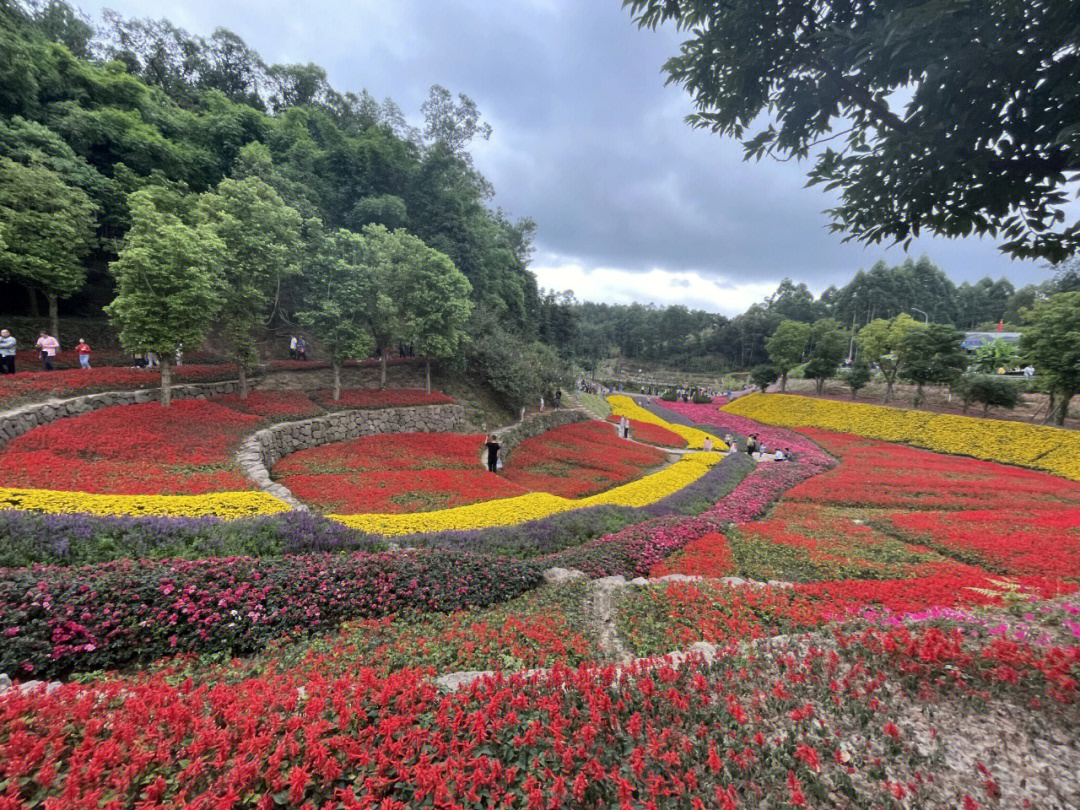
[542,567,587,585]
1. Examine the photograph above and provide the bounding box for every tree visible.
[1021,292,1080,425]
[198,176,302,398]
[842,358,872,400]
[804,318,847,394]
[354,225,407,390]
[106,188,224,406]
[750,364,778,393]
[295,225,376,401]
[956,375,1021,417]
[626,1,1080,262]
[0,156,96,335]
[897,324,965,408]
[856,314,920,402]
[397,241,473,395]
[971,339,1020,375]
[765,319,811,392]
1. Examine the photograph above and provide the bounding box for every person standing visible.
[289,335,298,360]
[485,433,501,473]
[539,395,545,412]
[0,330,16,374]
[296,337,307,360]
[75,338,92,369]
[621,415,630,439]
[746,434,758,456]
[35,331,59,371]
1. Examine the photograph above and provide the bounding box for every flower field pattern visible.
[0,486,290,519]
[332,451,723,535]
[606,413,688,447]
[608,394,724,450]
[724,392,1080,481]
[0,363,235,407]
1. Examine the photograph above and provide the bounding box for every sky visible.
[78,0,1069,315]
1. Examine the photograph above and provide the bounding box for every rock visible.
[629,577,650,587]
[592,575,628,589]
[766,580,794,589]
[719,576,747,587]
[435,670,493,692]
[657,574,701,583]
[0,673,10,692]
[688,641,719,660]
[542,567,587,585]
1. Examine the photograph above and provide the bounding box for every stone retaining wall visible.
[0,380,241,447]
[237,403,466,509]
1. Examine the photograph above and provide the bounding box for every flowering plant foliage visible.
[214,390,324,418]
[0,549,541,677]
[649,531,735,577]
[0,363,234,407]
[608,394,725,449]
[725,392,1080,481]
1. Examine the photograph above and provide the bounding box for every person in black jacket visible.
[485,434,501,473]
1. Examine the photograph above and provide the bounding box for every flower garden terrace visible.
[2,392,1080,807]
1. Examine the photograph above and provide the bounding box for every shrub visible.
[691,391,712,404]
[0,549,542,678]
[659,388,678,401]
[750,364,779,392]
[955,374,1022,415]
[842,359,872,399]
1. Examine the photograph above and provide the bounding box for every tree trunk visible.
[380,350,387,390]
[238,355,248,399]
[1044,391,1057,425]
[815,377,825,394]
[333,361,342,401]
[26,285,40,318]
[425,357,431,395]
[913,384,923,409]
[47,292,59,339]
[884,378,894,403]
[1056,389,1072,426]
[780,372,787,393]
[160,358,172,407]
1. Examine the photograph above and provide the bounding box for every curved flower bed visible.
[332,451,724,535]
[0,363,236,408]
[608,394,724,450]
[605,413,688,447]
[724,392,1080,481]
[274,421,665,514]
[0,486,290,519]
[0,550,541,678]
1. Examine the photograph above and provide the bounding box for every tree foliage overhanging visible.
[625,0,1080,263]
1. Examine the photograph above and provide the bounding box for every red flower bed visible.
[309,387,453,409]
[274,433,527,513]
[650,531,734,577]
[215,390,324,418]
[504,420,665,498]
[0,400,260,494]
[0,363,235,407]
[606,413,688,447]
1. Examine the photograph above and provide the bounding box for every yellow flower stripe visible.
[607,395,726,451]
[723,393,1080,481]
[0,487,292,519]
[332,452,724,535]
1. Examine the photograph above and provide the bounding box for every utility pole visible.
[912,307,929,323]
[846,292,858,363]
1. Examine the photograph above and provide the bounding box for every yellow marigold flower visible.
[0,487,292,519]
[723,393,1080,481]
[332,451,722,535]
[607,395,726,451]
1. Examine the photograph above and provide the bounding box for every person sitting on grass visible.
[774,448,787,462]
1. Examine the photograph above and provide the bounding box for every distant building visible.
[962,331,1022,351]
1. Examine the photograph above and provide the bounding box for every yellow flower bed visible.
[607,395,725,450]
[723,393,1080,481]
[0,487,292,519]
[332,451,724,535]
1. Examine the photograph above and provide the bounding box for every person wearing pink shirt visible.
[35,331,59,371]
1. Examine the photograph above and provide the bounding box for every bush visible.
[0,549,542,678]
[842,359,872,399]
[750,364,779,392]
[465,310,572,408]
[0,510,382,568]
[955,374,1022,415]
[659,389,678,401]
[691,391,712,404]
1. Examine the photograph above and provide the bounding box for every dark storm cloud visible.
[81,0,1059,296]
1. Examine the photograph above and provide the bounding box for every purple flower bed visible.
[0,510,382,568]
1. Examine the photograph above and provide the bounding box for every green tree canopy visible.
[0,154,97,334]
[198,175,303,397]
[106,187,224,405]
[856,313,920,402]
[1020,292,1080,425]
[804,318,847,394]
[626,0,1080,262]
[897,323,965,407]
[295,224,377,400]
[765,319,811,392]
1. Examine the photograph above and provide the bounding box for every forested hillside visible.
[0,0,538,334]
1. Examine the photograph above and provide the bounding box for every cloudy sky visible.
[80,0,1067,315]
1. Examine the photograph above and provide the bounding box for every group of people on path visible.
[0,330,93,374]
[288,336,308,360]
[745,433,792,462]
